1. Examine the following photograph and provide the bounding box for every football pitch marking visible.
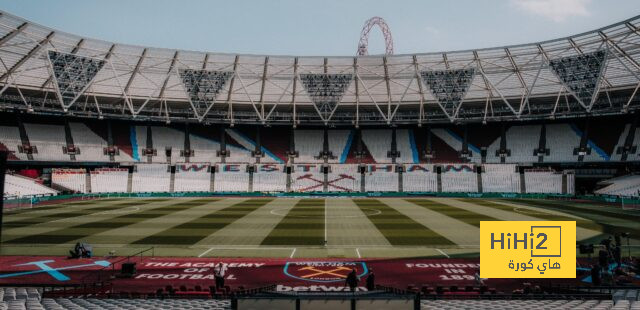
[269,208,381,218]
[290,248,297,258]
[436,248,450,258]
[95,206,140,215]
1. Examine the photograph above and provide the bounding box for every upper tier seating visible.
[174,163,211,192]
[361,130,392,163]
[69,122,110,162]
[150,126,185,164]
[487,125,540,163]
[431,128,482,163]
[188,133,221,164]
[51,168,87,193]
[364,164,398,192]
[90,168,128,193]
[327,130,350,164]
[253,164,286,192]
[441,164,478,192]
[545,124,581,162]
[595,174,640,197]
[396,129,418,164]
[214,164,249,192]
[403,164,437,192]
[0,126,27,160]
[3,174,57,198]
[24,123,68,161]
[482,164,520,193]
[131,164,170,192]
[294,130,323,163]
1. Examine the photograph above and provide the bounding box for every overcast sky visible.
[1,0,639,56]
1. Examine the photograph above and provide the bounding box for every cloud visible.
[510,0,591,22]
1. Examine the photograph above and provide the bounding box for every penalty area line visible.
[356,248,361,259]
[436,248,450,258]
[198,247,215,258]
[290,248,297,258]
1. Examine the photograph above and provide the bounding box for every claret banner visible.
[480,221,576,278]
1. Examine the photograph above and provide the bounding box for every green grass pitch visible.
[1,197,639,258]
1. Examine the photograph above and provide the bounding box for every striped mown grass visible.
[132,198,272,245]
[496,199,640,237]
[3,199,167,230]
[261,199,325,246]
[353,199,454,246]
[405,199,497,227]
[1,198,213,244]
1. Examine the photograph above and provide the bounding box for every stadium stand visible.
[327,130,350,163]
[253,164,286,192]
[327,164,360,192]
[188,132,221,164]
[481,164,520,193]
[420,299,632,310]
[364,164,398,192]
[294,130,323,163]
[173,163,211,192]
[150,126,185,164]
[361,130,392,163]
[51,168,87,193]
[595,174,640,197]
[24,123,68,162]
[0,125,26,160]
[524,169,564,194]
[131,164,171,193]
[402,164,438,192]
[545,124,582,163]
[90,168,128,193]
[3,174,58,198]
[487,125,540,164]
[291,164,324,192]
[396,129,418,163]
[441,164,478,192]
[69,122,109,162]
[214,164,249,192]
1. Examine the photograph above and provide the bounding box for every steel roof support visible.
[476,63,518,116]
[258,56,269,122]
[157,51,178,122]
[40,38,84,90]
[0,22,27,48]
[122,48,147,115]
[0,31,53,83]
[354,57,360,128]
[568,38,613,88]
[383,56,392,124]
[0,31,54,99]
[473,51,495,118]
[412,55,425,125]
[291,57,298,127]
[226,55,239,125]
[504,48,530,114]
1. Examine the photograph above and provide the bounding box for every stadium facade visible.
[1,11,640,198]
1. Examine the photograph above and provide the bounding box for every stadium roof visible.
[0,10,639,126]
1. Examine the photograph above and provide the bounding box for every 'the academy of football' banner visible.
[480,221,576,278]
[1,256,629,293]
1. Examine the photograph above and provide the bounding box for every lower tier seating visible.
[3,174,57,198]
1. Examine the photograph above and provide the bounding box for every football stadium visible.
[0,3,640,309]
